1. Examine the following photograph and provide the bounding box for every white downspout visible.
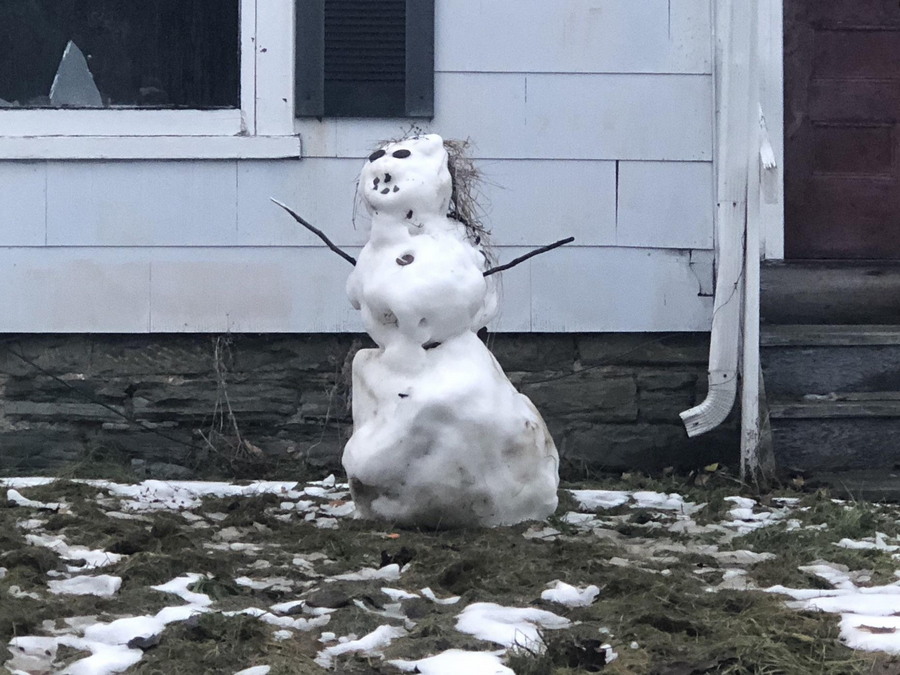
[681,0,755,438]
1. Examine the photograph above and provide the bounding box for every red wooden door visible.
[785,0,900,258]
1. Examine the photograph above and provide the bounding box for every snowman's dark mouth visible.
[372,175,400,194]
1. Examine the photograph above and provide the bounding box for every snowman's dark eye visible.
[368,149,386,162]
[392,149,411,159]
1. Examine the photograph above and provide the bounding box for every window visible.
[0,0,299,160]
[0,1,239,110]
[295,0,434,118]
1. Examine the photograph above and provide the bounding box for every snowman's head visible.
[358,134,452,220]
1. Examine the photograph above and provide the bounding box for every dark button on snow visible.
[396,254,414,266]
[368,149,386,162]
[392,149,411,158]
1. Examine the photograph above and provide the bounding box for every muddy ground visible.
[3,470,900,674]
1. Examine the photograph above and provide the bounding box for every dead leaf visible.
[704,462,719,473]
[386,533,401,539]
[858,625,897,635]
[242,440,264,457]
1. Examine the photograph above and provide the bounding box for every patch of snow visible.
[99,480,298,512]
[313,517,339,529]
[561,511,599,526]
[228,607,331,632]
[314,624,407,669]
[382,587,420,601]
[420,587,460,605]
[569,489,630,510]
[789,590,900,617]
[522,525,560,540]
[151,574,213,606]
[48,575,122,597]
[710,549,776,565]
[16,518,48,530]
[234,667,270,675]
[836,533,899,552]
[8,585,41,599]
[205,542,264,553]
[455,602,570,652]
[235,577,293,592]
[0,477,55,488]
[270,599,305,614]
[309,474,337,487]
[7,488,64,511]
[540,580,599,607]
[320,501,356,518]
[24,533,123,570]
[721,496,789,534]
[389,649,513,674]
[632,491,701,515]
[797,562,857,590]
[329,563,403,582]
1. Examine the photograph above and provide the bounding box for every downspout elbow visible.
[680,369,738,437]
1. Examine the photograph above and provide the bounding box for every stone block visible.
[578,333,709,367]
[489,333,575,371]
[558,422,737,476]
[773,418,900,472]
[87,336,213,377]
[0,337,94,376]
[229,334,363,374]
[637,371,700,423]
[4,401,122,423]
[0,431,85,475]
[520,371,637,422]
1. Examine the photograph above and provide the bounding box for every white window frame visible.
[0,0,300,160]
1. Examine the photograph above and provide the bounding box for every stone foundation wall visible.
[0,333,737,479]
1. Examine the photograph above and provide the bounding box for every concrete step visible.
[771,413,900,472]
[760,325,900,399]
[762,324,900,347]
[802,470,900,502]
[770,396,900,419]
[762,261,900,325]
[760,324,900,472]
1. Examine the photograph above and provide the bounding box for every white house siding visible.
[0,0,714,333]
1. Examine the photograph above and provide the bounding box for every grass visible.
[2,474,900,674]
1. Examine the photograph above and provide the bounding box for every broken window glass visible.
[0,1,239,109]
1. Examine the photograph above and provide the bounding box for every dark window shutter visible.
[295,0,433,118]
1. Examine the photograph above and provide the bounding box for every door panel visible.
[785,0,900,258]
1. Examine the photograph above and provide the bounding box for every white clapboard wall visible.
[0,0,714,333]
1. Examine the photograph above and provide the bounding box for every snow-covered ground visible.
[2,475,900,673]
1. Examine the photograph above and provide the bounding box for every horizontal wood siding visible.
[616,161,715,249]
[530,248,714,332]
[0,247,712,333]
[0,0,715,333]
[436,0,712,74]
[295,73,713,161]
[0,162,45,246]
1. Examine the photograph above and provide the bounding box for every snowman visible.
[342,134,559,528]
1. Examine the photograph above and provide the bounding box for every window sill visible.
[0,135,302,160]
